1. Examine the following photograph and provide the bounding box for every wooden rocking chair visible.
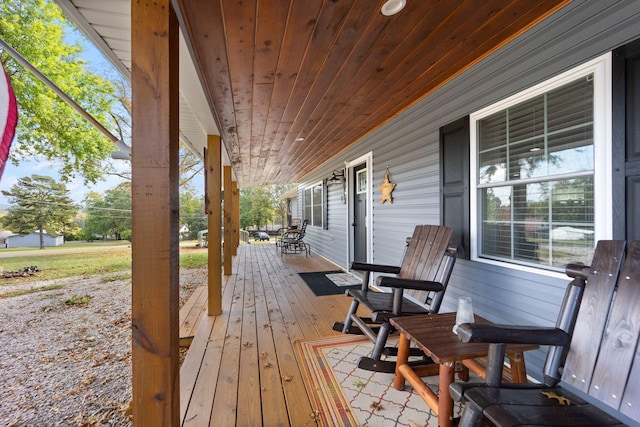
[332,225,457,372]
[450,240,636,427]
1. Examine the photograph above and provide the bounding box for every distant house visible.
[0,230,12,248]
[179,224,190,239]
[551,227,594,241]
[6,231,64,248]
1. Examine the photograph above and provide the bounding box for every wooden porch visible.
[179,242,356,426]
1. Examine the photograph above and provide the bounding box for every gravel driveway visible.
[0,269,205,426]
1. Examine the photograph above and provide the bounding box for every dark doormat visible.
[298,271,361,296]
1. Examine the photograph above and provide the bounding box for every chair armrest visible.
[456,323,571,346]
[375,276,444,292]
[350,262,401,275]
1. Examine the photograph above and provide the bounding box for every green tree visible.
[84,183,131,240]
[179,149,204,188]
[239,185,295,231]
[270,183,296,227]
[82,191,106,240]
[240,187,272,230]
[1,0,117,183]
[0,175,78,249]
[102,77,203,189]
[180,190,206,239]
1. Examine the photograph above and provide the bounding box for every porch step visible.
[179,286,207,347]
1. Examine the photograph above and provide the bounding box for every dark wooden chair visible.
[450,240,640,427]
[280,219,310,256]
[275,217,301,249]
[332,225,457,372]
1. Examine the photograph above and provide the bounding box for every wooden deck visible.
[179,243,355,426]
[179,286,208,347]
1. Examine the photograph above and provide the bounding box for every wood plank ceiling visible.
[174,0,570,188]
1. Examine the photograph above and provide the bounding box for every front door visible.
[353,163,367,263]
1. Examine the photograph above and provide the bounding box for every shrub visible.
[120,229,132,242]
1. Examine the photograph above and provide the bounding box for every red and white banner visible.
[0,62,18,181]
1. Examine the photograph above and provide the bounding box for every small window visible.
[471,54,611,272]
[356,169,367,194]
[303,182,324,227]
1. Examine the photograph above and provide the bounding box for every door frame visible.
[345,151,373,267]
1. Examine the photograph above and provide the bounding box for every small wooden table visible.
[391,313,537,427]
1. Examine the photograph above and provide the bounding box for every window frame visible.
[469,53,613,276]
[303,181,324,228]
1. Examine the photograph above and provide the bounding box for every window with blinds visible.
[475,75,596,270]
[303,182,323,227]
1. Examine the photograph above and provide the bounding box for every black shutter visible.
[440,116,470,259]
[323,179,329,230]
[613,38,640,241]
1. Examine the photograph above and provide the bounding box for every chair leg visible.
[371,321,392,360]
[356,321,396,373]
[458,404,485,427]
[341,300,360,333]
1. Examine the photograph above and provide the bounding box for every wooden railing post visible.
[232,180,239,255]
[206,136,222,315]
[223,166,233,275]
[131,0,180,424]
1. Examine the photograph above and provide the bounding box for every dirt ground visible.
[0,268,205,427]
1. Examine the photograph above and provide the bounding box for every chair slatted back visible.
[562,240,640,421]
[295,219,308,240]
[399,225,454,309]
[285,219,308,243]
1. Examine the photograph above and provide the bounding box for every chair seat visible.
[280,219,310,256]
[346,289,430,322]
[464,386,625,426]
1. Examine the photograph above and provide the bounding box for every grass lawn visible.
[0,240,209,287]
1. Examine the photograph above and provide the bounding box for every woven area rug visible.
[295,334,465,427]
[326,272,361,287]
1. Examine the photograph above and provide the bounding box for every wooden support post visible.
[232,180,239,255]
[206,136,222,315]
[223,166,233,275]
[131,0,180,425]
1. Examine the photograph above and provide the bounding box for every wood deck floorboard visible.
[180,243,356,426]
[181,257,239,426]
[253,249,291,427]
[179,286,207,347]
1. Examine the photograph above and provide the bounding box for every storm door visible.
[352,163,368,263]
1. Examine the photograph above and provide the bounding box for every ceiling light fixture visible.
[294,137,305,142]
[381,0,406,16]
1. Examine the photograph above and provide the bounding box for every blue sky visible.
[0,25,128,209]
